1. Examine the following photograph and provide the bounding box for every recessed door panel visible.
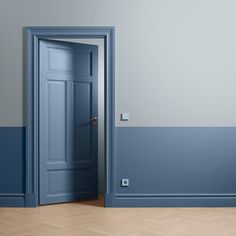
[49,48,73,72]
[48,169,92,194]
[48,45,93,76]
[74,82,92,161]
[47,81,67,161]
[74,51,92,76]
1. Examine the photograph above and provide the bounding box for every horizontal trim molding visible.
[3,126,236,128]
[0,194,25,207]
[0,193,25,197]
[113,196,236,207]
[116,193,236,197]
[116,126,236,128]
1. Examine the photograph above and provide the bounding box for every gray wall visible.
[1,0,236,127]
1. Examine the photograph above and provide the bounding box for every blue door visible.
[39,39,98,204]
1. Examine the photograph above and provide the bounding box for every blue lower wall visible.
[114,127,236,206]
[1,126,236,207]
[0,127,25,206]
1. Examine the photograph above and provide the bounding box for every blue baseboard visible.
[112,195,236,207]
[0,194,25,207]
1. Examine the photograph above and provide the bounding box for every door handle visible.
[90,117,98,127]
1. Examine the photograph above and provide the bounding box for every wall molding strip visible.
[0,194,25,207]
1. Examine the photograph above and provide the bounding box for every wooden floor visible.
[1,196,236,236]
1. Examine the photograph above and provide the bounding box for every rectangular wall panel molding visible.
[0,194,25,207]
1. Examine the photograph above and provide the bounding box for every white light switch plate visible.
[121,113,129,121]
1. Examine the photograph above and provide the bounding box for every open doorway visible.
[38,38,104,205]
[53,38,105,198]
[25,27,115,207]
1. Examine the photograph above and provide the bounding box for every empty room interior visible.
[1,0,236,235]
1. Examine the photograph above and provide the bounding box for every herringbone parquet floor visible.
[1,196,236,236]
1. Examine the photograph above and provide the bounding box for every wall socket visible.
[121,178,129,187]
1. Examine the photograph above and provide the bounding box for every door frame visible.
[25,26,115,207]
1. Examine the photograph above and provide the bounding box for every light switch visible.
[121,113,130,121]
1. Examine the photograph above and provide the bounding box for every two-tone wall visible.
[1,0,236,206]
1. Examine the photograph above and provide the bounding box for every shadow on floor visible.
[74,195,104,208]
